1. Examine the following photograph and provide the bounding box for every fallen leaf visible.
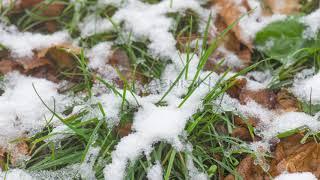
[0,60,23,74]
[213,0,253,49]
[226,78,247,99]
[239,89,277,109]
[234,116,258,127]
[263,0,301,15]
[231,127,252,141]
[40,44,80,70]
[276,89,299,112]
[116,123,132,138]
[224,156,269,180]
[10,141,29,167]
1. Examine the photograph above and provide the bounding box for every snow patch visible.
[0,72,68,146]
[147,161,163,180]
[292,72,320,104]
[0,23,70,58]
[275,172,317,180]
[301,9,320,39]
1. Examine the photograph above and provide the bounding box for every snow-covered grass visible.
[0,0,320,179]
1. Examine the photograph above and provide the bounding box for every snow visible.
[292,72,320,104]
[112,0,208,59]
[103,61,218,180]
[87,41,113,69]
[0,169,33,180]
[187,155,208,180]
[301,9,320,39]
[275,172,317,180]
[263,112,320,139]
[80,146,101,180]
[147,161,163,180]
[1,0,14,7]
[0,72,68,146]
[245,71,272,91]
[79,15,114,37]
[0,23,70,58]
[238,0,287,41]
[217,46,244,68]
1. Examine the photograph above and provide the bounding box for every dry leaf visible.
[0,60,23,74]
[239,89,277,109]
[276,89,299,112]
[116,123,132,138]
[10,141,29,167]
[227,78,247,99]
[263,0,301,15]
[213,0,253,49]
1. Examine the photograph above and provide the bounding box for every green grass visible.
[2,0,320,180]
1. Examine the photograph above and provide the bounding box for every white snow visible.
[0,23,70,58]
[80,146,101,180]
[245,71,272,91]
[263,112,320,139]
[217,46,244,68]
[112,0,208,59]
[301,9,320,39]
[275,172,317,180]
[0,169,33,180]
[103,62,218,180]
[79,15,114,37]
[0,72,68,146]
[87,41,113,69]
[147,161,163,180]
[292,72,320,104]
[187,155,208,180]
[1,0,14,8]
[238,0,287,41]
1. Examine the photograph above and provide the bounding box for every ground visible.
[0,0,320,180]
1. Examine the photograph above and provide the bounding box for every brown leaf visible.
[232,127,252,141]
[239,89,277,109]
[224,156,269,180]
[0,60,23,74]
[10,141,29,167]
[227,134,320,179]
[109,49,147,88]
[41,44,80,69]
[276,89,299,112]
[16,0,64,17]
[213,0,253,49]
[269,134,320,178]
[263,0,301,15]
[234,116,258,127]
[227,78,247,99]
[116,123,132,138]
